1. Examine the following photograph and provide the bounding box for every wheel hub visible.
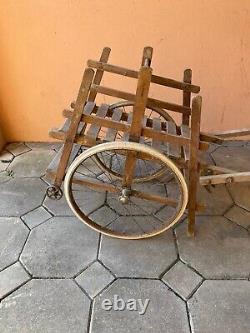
[118,188,131,204]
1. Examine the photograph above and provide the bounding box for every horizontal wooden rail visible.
[51,112,209,150]
[200,171,250,186]
[63,108,209,150]
[91,84,191,115]
[87,60,200,93]
[210,128,250,138]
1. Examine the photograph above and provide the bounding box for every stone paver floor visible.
[0,141,250,332]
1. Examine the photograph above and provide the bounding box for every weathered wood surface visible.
[52,68,94,188]
[188,96,202,236]
[90,84,191,115]
[105,107,123,142]
[211,128,250,138]
[180,124,190,161]
[200,171,250,185]
[141,46,153,67]
[122,66,152,187]
[86,104,109,140]
[88,47,111,102]
[166,121,181,158]
[63,107,222,145]
[87,60,200,93]
[182,69,192,125]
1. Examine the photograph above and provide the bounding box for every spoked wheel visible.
[64,142,188,239]
[94,101,176,183]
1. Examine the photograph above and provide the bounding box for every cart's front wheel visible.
[64,142,188,239]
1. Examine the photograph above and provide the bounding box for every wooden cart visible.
[46,46,250,239]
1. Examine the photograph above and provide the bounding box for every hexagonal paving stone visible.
[108,215,164,234]
[0,172,12,184]
[197,185,233,215]
[0,279,90,333]
[0,262,30,299]
[162,261,203,300]
[22,206,52,229]
[5,142,31,156]
[0,151,13,172]
[188,280,250,333]
[211,146,250,172]
[89,205,118,227]
[25,142,59,150]
[176,216,250,278]
[0,178,47,216]
[0,218,29,271]
[91,279,189,333]
[20,217,99,277]
[227,182,250,211]
[223,140,246,147]
[225,205,250,229]
[5,143,31,156]
[99,231,177,278]
[44,188,105,216]
[43,194,75,216]
[8,149,55,177]
[76,261,115,298]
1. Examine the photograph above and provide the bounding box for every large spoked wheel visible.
[64,142,188,239]
[94,101,176,183]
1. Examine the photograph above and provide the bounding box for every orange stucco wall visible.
[0,0,250,141]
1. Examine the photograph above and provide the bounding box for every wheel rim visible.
[64,142,188,239]
[93,101,176,183]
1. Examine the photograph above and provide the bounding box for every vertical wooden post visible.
[141,46,153,67]
[122,65,152,187]
[88,47,111,102]
[54,68,94,187]
[182,69,192,126]
[188,96,202,236]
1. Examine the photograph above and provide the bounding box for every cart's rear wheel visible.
[64,142,188,239]
[94,101,176,183]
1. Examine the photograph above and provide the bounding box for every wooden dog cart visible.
[46,46,250,239]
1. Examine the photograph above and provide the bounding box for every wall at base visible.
[0,0,250,141]
[0,124,5,151]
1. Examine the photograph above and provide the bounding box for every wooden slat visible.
[210,128,250,138]
[182,69,192,125]
[91,84,191,115]
[105,107,123,142]
[123,112,133,141]
[88,47,111,102]
[64,107,219,145]
[152,118,161,150]
[51,114,209,151]
[92,85,191,117]
[166,121,181,158]
[87,60,200,93]
[50,102,95,140]
[86,104,109,140]
[47,102,96,181]
[139,116,148,144]
[180,124,190,161]
[199,132,223,144]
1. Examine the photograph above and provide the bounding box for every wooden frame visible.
[46,46,250,237]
